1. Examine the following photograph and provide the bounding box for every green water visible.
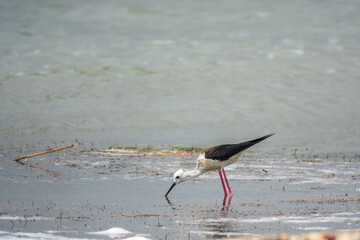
[0,0,359,150]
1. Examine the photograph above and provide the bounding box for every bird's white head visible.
[165,168,204,197]
[165,169,187,197]
[173,169,188,184]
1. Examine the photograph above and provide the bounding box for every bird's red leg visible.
[227,194,233,207]
[222,168,233,196]
[218,169,227,196]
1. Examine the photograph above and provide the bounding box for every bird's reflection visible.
[165,196,173,205]
[165,194,232,212]
[221,194,232,212]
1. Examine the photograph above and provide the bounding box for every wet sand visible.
[0,147,359,239]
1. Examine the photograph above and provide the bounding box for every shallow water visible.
[1,1,360,239]
[0,150,359,239]
[1,0,360,149]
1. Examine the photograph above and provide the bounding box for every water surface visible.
[1,1,360,239]
[0,0,359,149]
[0,150,359,239]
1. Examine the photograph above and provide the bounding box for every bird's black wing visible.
[204,133,275,161]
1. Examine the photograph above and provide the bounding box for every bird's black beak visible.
[165,182,176,197]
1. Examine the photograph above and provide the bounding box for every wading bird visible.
[165,133,274,197]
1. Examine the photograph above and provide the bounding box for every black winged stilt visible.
[165,133,275,197]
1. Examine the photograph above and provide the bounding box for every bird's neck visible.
[184,169,205,181]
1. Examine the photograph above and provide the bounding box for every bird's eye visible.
[175,176,180,179]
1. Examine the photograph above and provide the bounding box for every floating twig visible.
[10,144,73,176]
[11,145,73,162]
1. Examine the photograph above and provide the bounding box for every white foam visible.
[124,235,152,240]
[205,216,282,223]
[237,217,282,223]
[0,228,152,240]
[299,177,346,184]
[296,226,331,231]
[45,230,77,234]
[0,231,87,240]
[203,214,360,225]
[87,227,132,238]
[37,179,54,183]
[333,212,357,216]
[190,230,258,237]
[284,215,360,224]
[0,215,54,221]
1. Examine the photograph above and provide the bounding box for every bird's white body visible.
[171,151,245,184]
[196,152,244,172]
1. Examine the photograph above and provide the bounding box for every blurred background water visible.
[1,0,359,150]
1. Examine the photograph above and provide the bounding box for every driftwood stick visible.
[10,144,73,176]
[11,144,73,162]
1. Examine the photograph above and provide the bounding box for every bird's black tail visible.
[236,133,275,152]
[204,133,275,161]
[248,133,275,144]
[235,133,275,152]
